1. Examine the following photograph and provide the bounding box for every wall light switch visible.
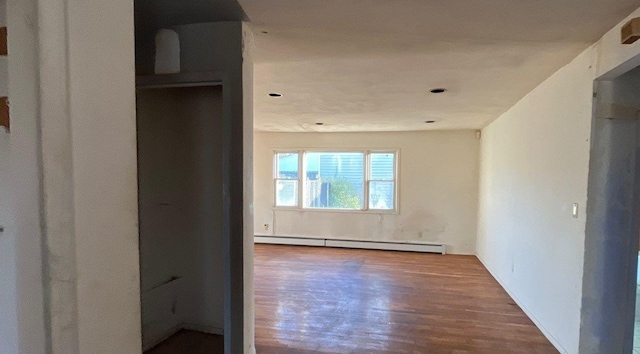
[572,203,579,218]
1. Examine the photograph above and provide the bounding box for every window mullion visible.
[394,151,398,210]
[273,153,279,207]
[363,150,369,211]
[298,150,304,209]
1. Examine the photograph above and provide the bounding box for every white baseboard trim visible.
[143,325,182,352]
[476,255,568,354]
[181,322,224,336]
[144,323,224,351]
[255,235,446,254]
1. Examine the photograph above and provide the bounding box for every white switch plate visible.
[572,203,579,218]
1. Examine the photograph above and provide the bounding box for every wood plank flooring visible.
[144,330,223,354]
[255,244,557,354]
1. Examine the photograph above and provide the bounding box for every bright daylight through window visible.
[274,151,396,211]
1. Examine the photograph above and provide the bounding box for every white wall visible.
[242,23,256,354]
[0,1,16,352]
[477,8,640,354]
[254,131,480,255]
[1,0,47,352]
[137,86,224,348]
[66,1,141,352]
[1,8,252,354]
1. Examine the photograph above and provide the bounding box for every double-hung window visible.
[273,150,397,211]
[274,152,300,207]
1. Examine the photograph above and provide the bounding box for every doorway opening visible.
[581,62,640,353]
[136,85,225,353]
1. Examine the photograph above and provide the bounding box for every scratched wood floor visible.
[148,244,557,353]
[254,244,557,354]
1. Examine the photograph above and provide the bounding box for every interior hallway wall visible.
[0,0,17,351]
[1,0,47,352]
[254,130,480,255]
[66,1,141,351]
[477,8,640,353]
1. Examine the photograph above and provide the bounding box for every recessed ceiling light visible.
[269,93,282,97]
[315,122,324,126]
[430,88,447,94]
[425,120,436,124]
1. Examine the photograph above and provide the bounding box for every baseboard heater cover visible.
[255,235,445,254]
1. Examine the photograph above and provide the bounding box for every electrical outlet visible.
[264,224,269,231]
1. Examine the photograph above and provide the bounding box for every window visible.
[274,152,299,207]
[273,150,397,211]
[368,153,395,210]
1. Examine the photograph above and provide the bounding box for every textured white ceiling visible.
[238,0,639,132]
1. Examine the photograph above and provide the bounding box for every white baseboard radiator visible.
[254,235,446,255]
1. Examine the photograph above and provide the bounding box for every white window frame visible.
[273,151,302,209]
[272,149,399,213]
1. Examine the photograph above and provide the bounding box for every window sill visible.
[272,207,399,215]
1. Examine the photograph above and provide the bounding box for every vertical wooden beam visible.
[621,18,640,44]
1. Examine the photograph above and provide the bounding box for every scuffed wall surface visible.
[242,22,256,354]
[152,21,248,352]
[137,87,224,348]
[3,0,47,352]
[0,117,16,354]
[66,0,141,351]
[0,0,16,351]
[254,130,480,255]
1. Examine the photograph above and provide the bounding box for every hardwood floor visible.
[255,244,557,354]
[144,330,223,354]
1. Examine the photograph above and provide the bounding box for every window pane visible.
[276,180,298,207]
[276,152,298,179]
[370,153,394,180]
[303,152,364,209]
[369,181,394,210]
